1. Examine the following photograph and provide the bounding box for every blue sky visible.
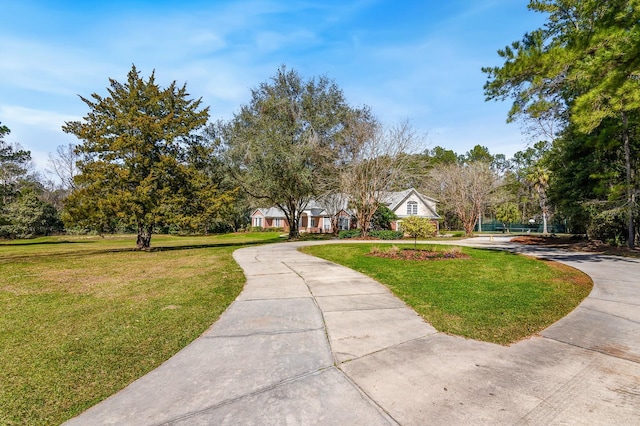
[1,0,546,171]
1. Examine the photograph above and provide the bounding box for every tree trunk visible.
[288,221,299,239]
[136,224,153,250]
[463,212,476,237]
[622,112,635,249]
[360,203,379,238]
[355,208,368,238]
[331,215,340,236]
[285,206,299,240]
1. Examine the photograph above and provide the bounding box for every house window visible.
[311,217,316,227]
[339,217,349,230]
[323,217,331,230]
[274,218,281,227]
[407,201,418,215]
[254,217,262,227]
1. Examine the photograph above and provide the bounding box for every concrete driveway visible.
[65,237,640,425]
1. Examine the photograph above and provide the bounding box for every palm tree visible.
[527,167,550,234]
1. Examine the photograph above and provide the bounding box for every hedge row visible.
[338,229,361,239]
[369,230,404,240]
[338,229,404,240]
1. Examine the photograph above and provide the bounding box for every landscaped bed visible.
[300,243,593,346]
[368,245,469,260]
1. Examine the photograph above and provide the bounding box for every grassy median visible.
[301,243,592,345]
[0,232,281,425]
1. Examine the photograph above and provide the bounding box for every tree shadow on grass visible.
[458,243,640,264]
[0,240,90,247]
[146,239,277,252]
[0,239,280,262]
[510,245,640,264]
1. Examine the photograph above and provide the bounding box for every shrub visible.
[400,216,437,248]
[338,229,362,239]
[443,246,463,257]
[586,207,627,245]
[369,230,404,240]
[371,205,398,230]
[266,227,285,233]
[296,233,333,241]
[63,227,94,236]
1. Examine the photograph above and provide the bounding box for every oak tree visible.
[220,66,359,239]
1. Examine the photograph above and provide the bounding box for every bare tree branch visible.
[46,143,79,191]
[341,120,421,237]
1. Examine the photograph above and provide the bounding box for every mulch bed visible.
[368,248,470,261]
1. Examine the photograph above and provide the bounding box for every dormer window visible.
[407,201,418,215]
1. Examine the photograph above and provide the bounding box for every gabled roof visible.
[251,206,334,218]
[305,195,352,215]
[251,207,287,218]
[309,208,327,216]
[386,188,440,219]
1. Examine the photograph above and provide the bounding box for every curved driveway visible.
[66,237,640,425]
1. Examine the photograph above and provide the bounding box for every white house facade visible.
[383,188,440,233]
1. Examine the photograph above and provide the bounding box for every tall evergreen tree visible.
[63,65,213,249]
[484,0,640,247]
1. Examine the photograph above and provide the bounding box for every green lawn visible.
[0,232,281,425]
[300,243,592,345]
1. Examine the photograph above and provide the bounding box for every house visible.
[250,207,288,230]
[384,188,440,233]
[250,198,353,234]
[250,188,439,234]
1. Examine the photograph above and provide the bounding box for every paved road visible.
[66,237,640,425]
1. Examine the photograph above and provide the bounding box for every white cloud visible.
[0,105,79,170]
[0,105,78,132]
[254,30,319,53]
[188,31,227,50]
[0,0,545,174]
[0,36,124,102]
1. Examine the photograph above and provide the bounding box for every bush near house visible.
[265,227,285,233]
[369,230,404,240]
[338,229,362,239]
